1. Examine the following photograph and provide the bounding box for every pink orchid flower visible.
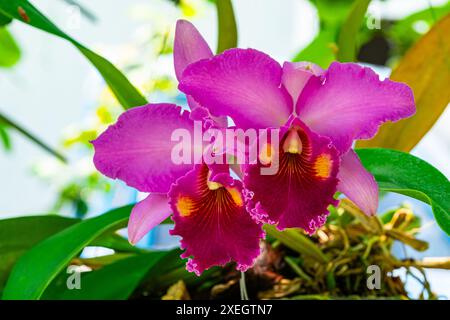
[92,21,264,275]
[176,22,415,233]
[92,20,415,275]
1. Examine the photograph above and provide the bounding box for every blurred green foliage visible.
[0,27,20,67]
[358,12,450,152]
[294,0,450,68]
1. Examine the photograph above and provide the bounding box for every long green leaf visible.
[0,216,76,253]
[141,248,220,293]
[0,215,76,293]
[215,0,238,53]
[337,0,371,62]
[356,148,450,235]
[93,232,142,254]
[0,11,11,25]
[388,1,450,58]
[0,112,67,162]
[0,214,138,258]
[0,214,139,295]
[45,251,168,300]
[0,0,147,109]
[44,248,219,299]
[2,205,133,300]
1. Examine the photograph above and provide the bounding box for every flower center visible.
[205,171,243,206]
[283,129,303,154]
[176,197,194,217]
[207,171,223,190]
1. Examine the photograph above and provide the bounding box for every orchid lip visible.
[169,165,264,275]
[244,118,340,232]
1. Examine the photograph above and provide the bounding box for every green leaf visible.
[93,232,143,254]
[264,225,329,263]
[0,0,147,109]
[0,214,137,256]
[388,2,450,59]
[0,112,67,162]
[44,248,219,299]
[2,205,133,300]
[0,11,11,25]
[0,27,20,67]
[0,215,76,293]
[0,216,77,253]
[215,0,238,53]
[71,252,135,267]
[336,0,371,62]
[142,248,220,293]
[0,212,138,295]
[356,148,450,235]
[357,13,450,152]
[44,251,168,300]
[77,47,147,109]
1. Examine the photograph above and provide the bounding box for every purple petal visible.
[243,118,339,233]
[337,150,378,216]
[179,48,292,130]
[188,101,229,128]
[297,62,415,154]
[174,19,213,81]
[174,20,226,124]
[92,104,194,193]
[282,61,323,105]
[128,193,171,245]
[169,165,264,275]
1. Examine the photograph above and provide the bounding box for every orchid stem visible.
[239,271,249,300]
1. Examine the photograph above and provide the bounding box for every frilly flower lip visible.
[243,117,340,233]
[169,164,264,275]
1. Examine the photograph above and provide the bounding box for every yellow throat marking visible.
[314,153,332,178]
[226,187,244,207]
[176,197,194,217]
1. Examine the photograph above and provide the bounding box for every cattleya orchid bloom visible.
[92,20,415,275]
